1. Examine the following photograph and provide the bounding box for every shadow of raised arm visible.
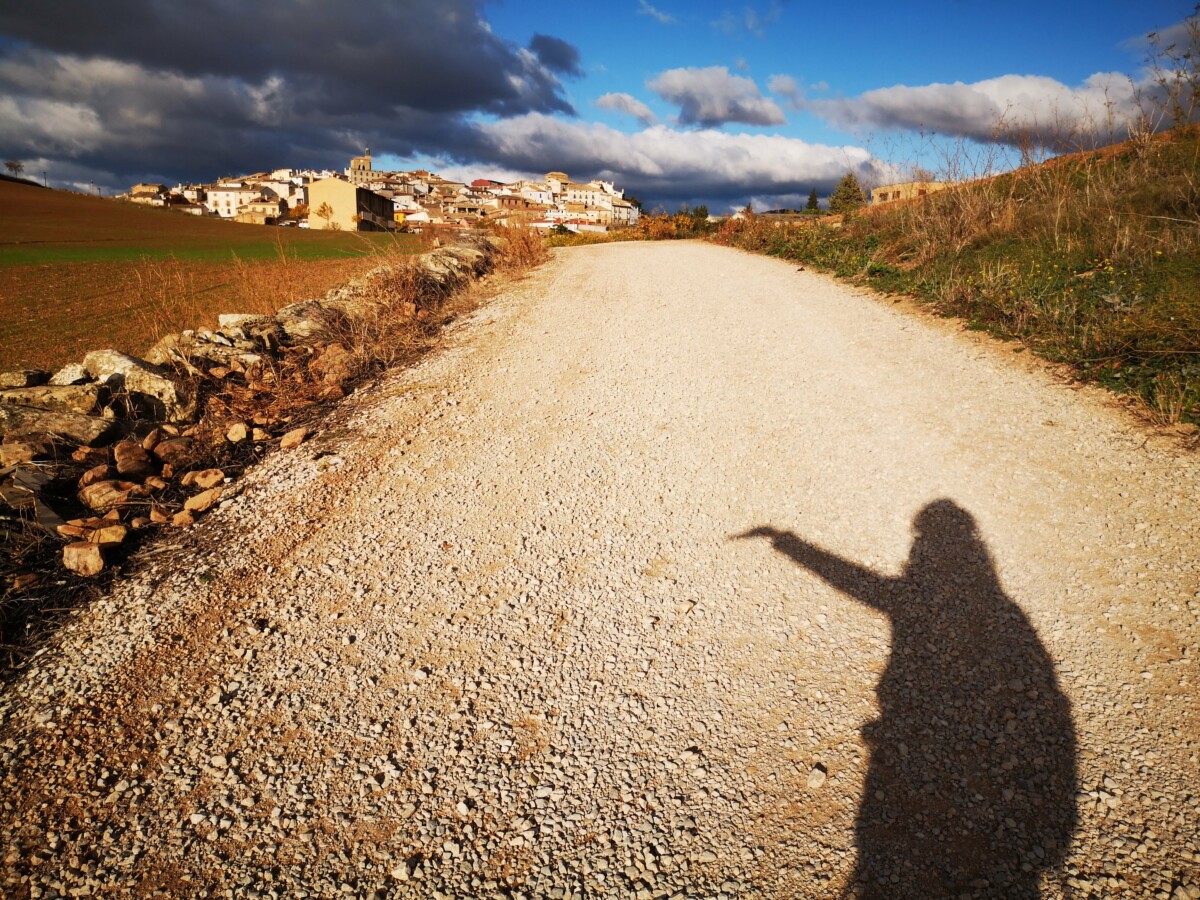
[735,527,891,611]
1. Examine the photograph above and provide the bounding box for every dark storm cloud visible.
[529,34,583,78]
[0,0,581,189]
[0,0,576,117]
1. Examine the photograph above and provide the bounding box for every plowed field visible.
[0,180,420,370]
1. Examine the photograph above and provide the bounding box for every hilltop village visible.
[122,151,640,234]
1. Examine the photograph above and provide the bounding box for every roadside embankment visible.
[0,228,544,667]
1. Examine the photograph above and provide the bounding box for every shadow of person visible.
[739,500,1077,898]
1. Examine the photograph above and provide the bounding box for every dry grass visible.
[491,225,550,271]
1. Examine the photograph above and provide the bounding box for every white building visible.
[205,184,264,218]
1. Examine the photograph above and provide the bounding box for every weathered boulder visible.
[280,426,310,449]
[0,370,50,389]
[0,436,56,466]
[78,479,145,514]
[151,436,202,469]
[79,464,113,488]
[0,384,101,416]
[48,363,90,386]
[182,468,225,490]
[443,246,486,272]
[82,350,197,423]
[189,343,263,370]
[310,342,356,385]
[217,314,285,350]
[0,443,37,466]
[0,402,115,445]
[60,513,128,541]
[274,301,344,342]
[63,542,105,576]
[142,337,172,366]
[86,523,128,546]
[113,440,155,478]
[184,486,223,513]
[218,313,272,331]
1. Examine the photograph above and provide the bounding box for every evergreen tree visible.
[828,172,866,214]
[806,187,819,211]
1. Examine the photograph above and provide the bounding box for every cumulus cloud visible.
[648,66,786,127]
[471,113,886,209]
[637,1,676,25]
[597,92,659,125]
[807,72,1150,148]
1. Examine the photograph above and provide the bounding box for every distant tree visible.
[806,187,819,211]
[828,172,866,214]
[4,160,24,177]
[626,194,643,211]
[692,204,709,221]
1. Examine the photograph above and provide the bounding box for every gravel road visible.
[2,241,1198,899]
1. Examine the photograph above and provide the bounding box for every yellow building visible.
[348,150,373,186]
[307,178,394,231]
[871,181,948,205]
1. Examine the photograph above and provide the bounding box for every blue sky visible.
[0,0,1194,210]
[488,0,1171,134]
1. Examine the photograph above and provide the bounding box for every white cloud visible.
[391,155,540,186]
[807,72,1150,147]
[767,73,804,110]
[637,0,675,25]
[648,66,786,127]
[0,95,105,155]
[597,92,658,125]
[474,113,886,207]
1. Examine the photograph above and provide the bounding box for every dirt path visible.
[2,241,1197,899]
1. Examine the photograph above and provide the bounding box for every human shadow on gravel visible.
[738,500,1077,899]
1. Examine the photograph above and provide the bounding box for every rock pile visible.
[0,236,499,588]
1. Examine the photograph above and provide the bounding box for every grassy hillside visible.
[713,127,1200,425]
[0,181,423,371]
